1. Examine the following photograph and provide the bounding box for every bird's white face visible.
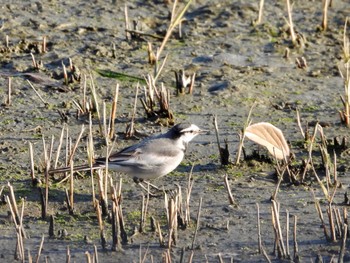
[179,124,206,143]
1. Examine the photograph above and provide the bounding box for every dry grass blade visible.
[157,0,193,60]
[245,122,290,160]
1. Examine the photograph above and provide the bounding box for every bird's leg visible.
[133,177,162,197]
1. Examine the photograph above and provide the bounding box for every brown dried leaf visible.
[245,122,290,160]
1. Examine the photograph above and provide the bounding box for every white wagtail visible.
[49,123,206,183]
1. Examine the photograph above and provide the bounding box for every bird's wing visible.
[100,138,183,168]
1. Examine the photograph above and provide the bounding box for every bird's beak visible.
[198,129,209,135]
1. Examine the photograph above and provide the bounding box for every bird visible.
[48,123,207,183]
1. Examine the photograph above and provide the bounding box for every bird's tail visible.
[48,164,103,174]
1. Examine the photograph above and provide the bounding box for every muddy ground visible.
[0,0,350,262]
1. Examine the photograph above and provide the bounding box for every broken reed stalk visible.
[68,125,85,165]
[95,200,107,250]
[111,201,121,251]
[29,142,36,185]
[49,215,55,238]
[191,197,203,250]
[286,0,297,46]
[286,210,290,258]
[85,252,92,263]
[340,61,350,127]
[261,246,272,263]
[293,215,299,261]
[296,108,305,139]
[139,184,150,233]
[87,113,96,206]
[7,195,26,260]
[271,168,283,201]
[156,221,164,247]
[62,61,68,85]
[42,36,46,53]
[271,200,286,258]
[89,74,102,133]
[223,174,235,205]
[6,35,9,48]
[7,183,20,225]
[53,125,65,169]
[126,84,139,138]
[313,193,330,240]
[185,165,194,227]
[165,192,178,248]
[111,179,128,245]
[94,245,99,263]
[213,115,229,165]
[27,80,48,107]
[338,223,348,263]
[153,54,168,83]
[300,124,318,182]
[97,170,108,217]
[69,161,74,214]
[41,136,51,220]
[156,0,193,61]
[343,17,350,61]
[36,234,45,263]
[108,84,119,140]
[321,0,329,31]
[139,195,146,233]
[6,76,11,105]
[256,203,262,254]
[327,203,337,242]
[124,4,130,40]
[255,0,264,25]
[236,102,255,164]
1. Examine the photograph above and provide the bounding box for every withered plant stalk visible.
[29,142,35,184]
[27,80,48,106]
[286,0,297,45]
[53,125,65,169]
[271,200,286,258]
[256,203,262,254]
[95,200,107,249]
[321,0,329,31]
[156,0,192,61]
[255,0,264,25]
[6,76,11,105]
[36,234,45,263]
[223,174,235,205]
[191,197,203,250]
[108,84,119,140]
[236,102,255,164]
[293,215,298,261]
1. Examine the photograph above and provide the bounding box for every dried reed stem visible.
[53,125,65,169]
[271,200,286,257]
[156,0,193,61]
[191,197,203,250]
[27,80,48,106]
[321,0,329,31]
[256,0,264,25]
[293,215,298,261]
[35,234,45,263]
[256,203,262,254]
[6,76,11,105]
[108,84,119,139]
[286,0,297,45]
[124,4,130,40]
[69,161,74,214]
[223,174,235,205]
[29,142,36,184]
[286,210,290,258]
